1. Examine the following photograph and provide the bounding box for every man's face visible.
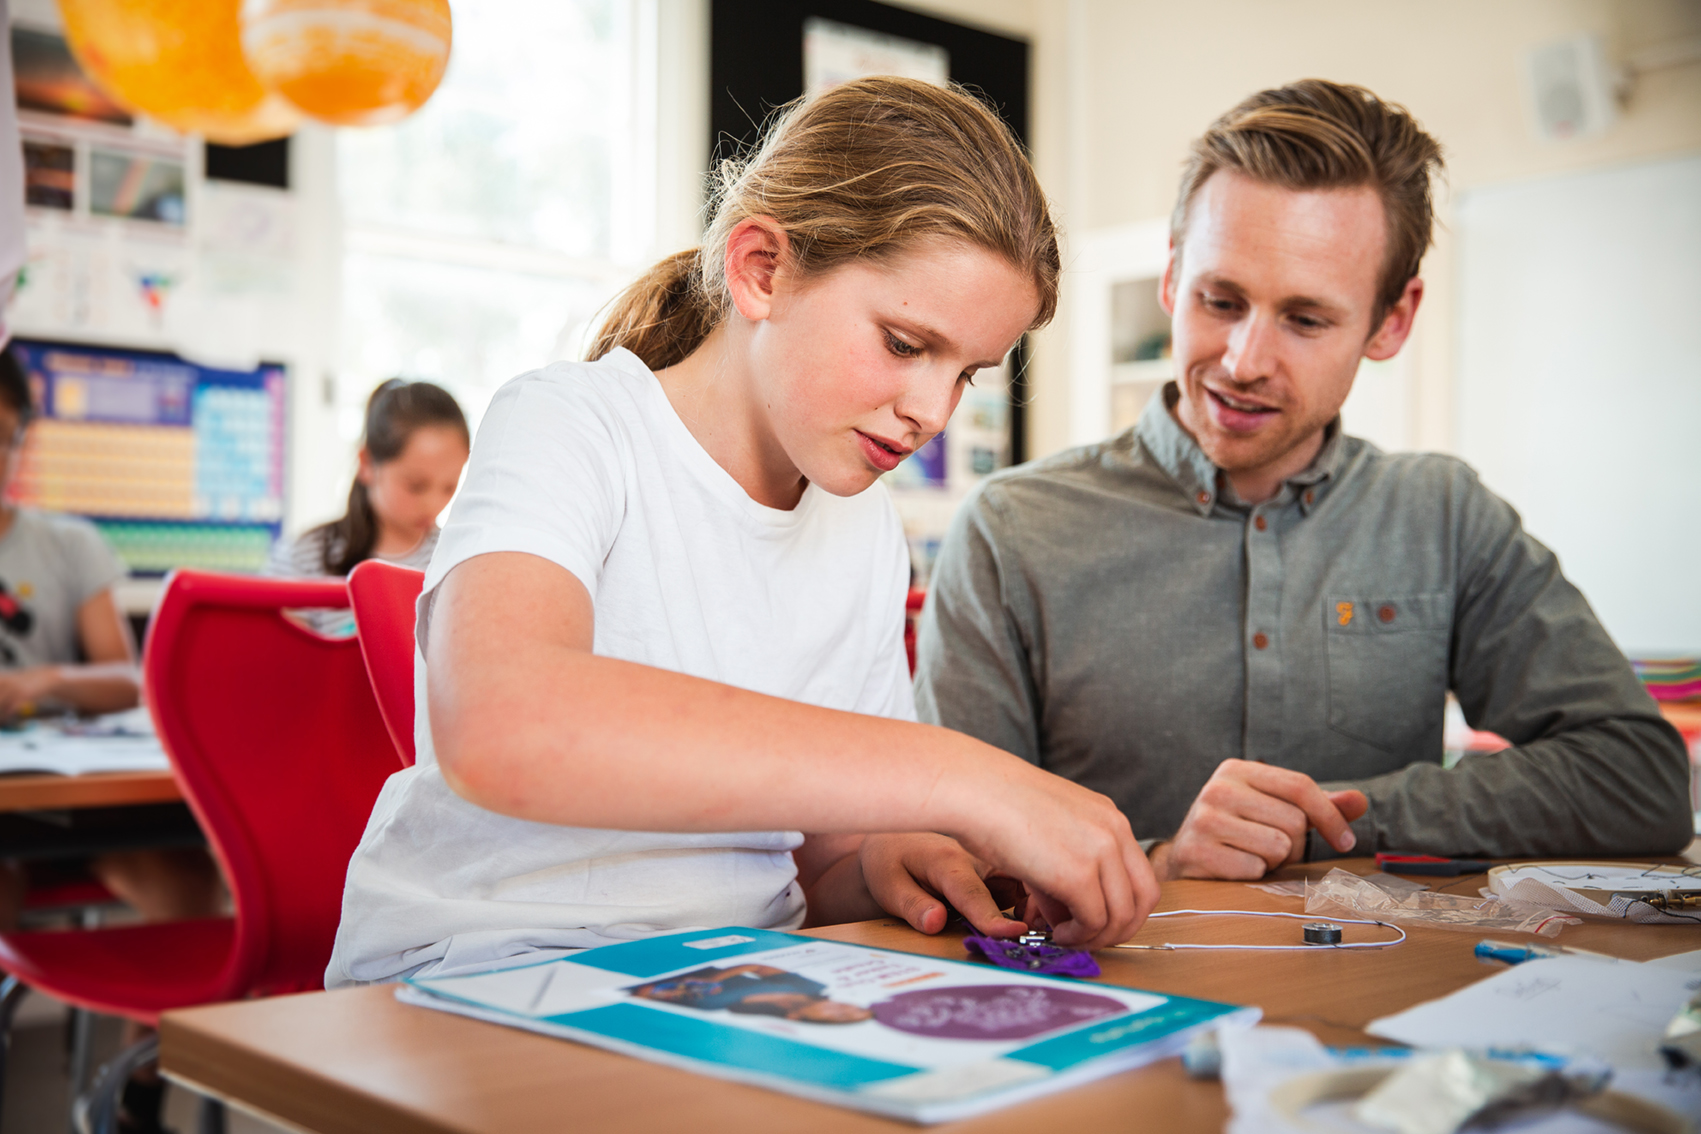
[1162,170,1415,492]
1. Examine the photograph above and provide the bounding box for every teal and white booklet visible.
[398,927,1259,1123]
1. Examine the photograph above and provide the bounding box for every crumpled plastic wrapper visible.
[1488,869,1701,926]
[1248,872,1429,900]
[1353,1048,1610,1134]
[1304,868,1581,937]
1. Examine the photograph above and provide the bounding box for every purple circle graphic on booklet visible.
[871,984,1126,1041]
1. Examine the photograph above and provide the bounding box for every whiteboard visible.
[1455,154,1701,656]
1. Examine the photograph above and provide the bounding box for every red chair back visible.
[904,587,927,675]
[348,560,425,767]
[143,571,398,997]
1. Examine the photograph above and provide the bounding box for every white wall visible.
[1455,155,1701,655]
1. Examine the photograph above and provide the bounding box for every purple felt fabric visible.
[963,934,1102,978]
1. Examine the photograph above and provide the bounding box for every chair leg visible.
[73,1033,156,1134]
[0,974,28,1123]
[64,904,103,1120]
[196,1096,226,1134]
[65,1008,93,1121]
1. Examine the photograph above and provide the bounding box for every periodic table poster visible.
[7,338,285,574]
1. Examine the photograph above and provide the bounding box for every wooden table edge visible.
[0,769,182,812]
[162,1001,466,1134]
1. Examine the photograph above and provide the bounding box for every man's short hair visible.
[1171,79,1446,325]
[0,347,34,429]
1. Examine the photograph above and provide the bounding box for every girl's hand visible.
[858,833,1028,938]
[0,666,60,718]
[943,754,1161,951]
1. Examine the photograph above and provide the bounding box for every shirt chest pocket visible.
[1324,592,1452,755]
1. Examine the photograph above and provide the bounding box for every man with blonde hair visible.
[896,80,1688,899]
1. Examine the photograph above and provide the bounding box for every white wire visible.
[1113,908,1407,951]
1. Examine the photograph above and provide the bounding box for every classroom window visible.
[336,0,655,437]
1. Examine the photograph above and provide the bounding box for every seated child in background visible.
[0,345,221,930]
[267,377,468,580]
[326,76,1159,992]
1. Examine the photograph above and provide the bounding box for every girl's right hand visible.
[940,751,1160,950]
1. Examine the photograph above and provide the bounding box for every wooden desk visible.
[160,858,1701,1134]
[0,769,182,813]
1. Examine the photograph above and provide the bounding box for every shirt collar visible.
[1134,382,1344,517]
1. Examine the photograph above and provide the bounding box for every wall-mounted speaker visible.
[1525,33,1619,142]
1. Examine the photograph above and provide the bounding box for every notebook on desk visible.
[0,708,170,776]
[399,926,1258,1123]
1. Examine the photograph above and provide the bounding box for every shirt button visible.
[1254,515,1267,531]
[1304,491,1315,505]
[1252,632,1269,650]
[1196,490,1210,505]
[1378,605,1396,623]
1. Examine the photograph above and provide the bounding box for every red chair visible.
[904,587,927,675]
[0,572,399,1131]
[348,560,426,767]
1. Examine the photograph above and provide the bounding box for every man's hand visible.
[1149,759,1368,881]
[858,833,1030,938]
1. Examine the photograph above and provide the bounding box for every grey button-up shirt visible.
[914,385,1691,860]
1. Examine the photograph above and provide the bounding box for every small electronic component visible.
[1302,922,1344,946]
[963,930,1101,978]
[1611,890,1701,912]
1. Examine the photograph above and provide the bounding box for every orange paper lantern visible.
[57,0,301,144]
[241,0,452,127]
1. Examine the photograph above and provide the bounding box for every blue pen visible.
[1474,940,1557,965]
[1474,939,1615,965]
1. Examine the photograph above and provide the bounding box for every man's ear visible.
[1364,276,1424,362]
[723,217,790,323]
[1159,238,1179,317]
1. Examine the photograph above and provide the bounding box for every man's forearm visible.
[1309,716,1692,860]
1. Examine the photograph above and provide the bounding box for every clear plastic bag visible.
[1304,868,1581,937]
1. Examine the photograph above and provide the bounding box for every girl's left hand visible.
[858,833,1030,938]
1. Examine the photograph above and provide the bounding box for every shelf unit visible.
[1068,218,1172,446]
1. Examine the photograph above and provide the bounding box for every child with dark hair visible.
[0,344,221,1133]
[267,378,469,579]
[0,348,144,716]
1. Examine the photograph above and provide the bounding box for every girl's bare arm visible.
[429,552,1159,949]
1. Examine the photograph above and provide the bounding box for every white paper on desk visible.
[1646,948,1701,973]
[1221,1026,1701,1134]
[0,710,169,776]
[1366,955,1701,1073]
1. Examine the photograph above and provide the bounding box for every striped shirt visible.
[264,526,439,636]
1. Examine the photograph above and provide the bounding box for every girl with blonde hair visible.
[328,77,1157,986]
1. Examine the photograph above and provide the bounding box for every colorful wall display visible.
[6,338,286,574]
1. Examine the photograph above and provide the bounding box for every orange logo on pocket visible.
[1336,601,1354,627]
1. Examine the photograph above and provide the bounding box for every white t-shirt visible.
[327,349,914,987]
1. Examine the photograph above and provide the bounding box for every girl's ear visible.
[723,217,790,322]
[355,446,376,487]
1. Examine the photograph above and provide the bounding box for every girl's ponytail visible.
[587,249,717,372]
[325,463,383,576]
[587,76,1060,373]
